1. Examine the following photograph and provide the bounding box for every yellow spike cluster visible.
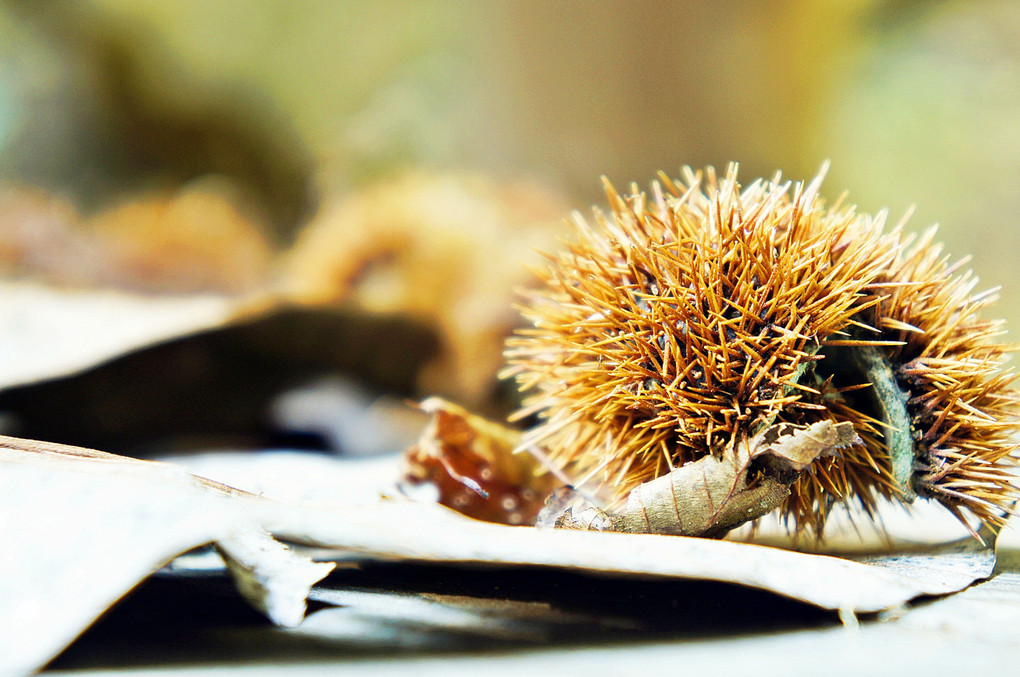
[503,165,1019,535]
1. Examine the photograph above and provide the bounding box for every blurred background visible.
[1,0,1019,452]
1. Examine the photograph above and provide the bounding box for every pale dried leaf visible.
[0,438,999,676]
[254,499,995,614]
[0,446,243,677]
[0,280,248,389]
[0,439,315,677]
[217,528,335,628]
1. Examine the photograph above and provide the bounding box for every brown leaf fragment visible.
[403,398,558,525]
[555,420,858,538]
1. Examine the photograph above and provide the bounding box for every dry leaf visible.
[0,436,330,677]
[554,421,860,537]
[0,436,997,676]
[255,497,996,615]
[0,280,246,390]
[403,398,558,525]
[216,527,336,628]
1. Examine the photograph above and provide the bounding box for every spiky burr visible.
[504,164,1019,536]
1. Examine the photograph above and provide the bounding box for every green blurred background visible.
[2,0,1019,326]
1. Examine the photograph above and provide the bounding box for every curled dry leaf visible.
[403,398,557,526]
[553,420,859,537]
[0,280,246,390]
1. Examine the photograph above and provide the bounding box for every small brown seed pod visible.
[503,164,1019,537]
